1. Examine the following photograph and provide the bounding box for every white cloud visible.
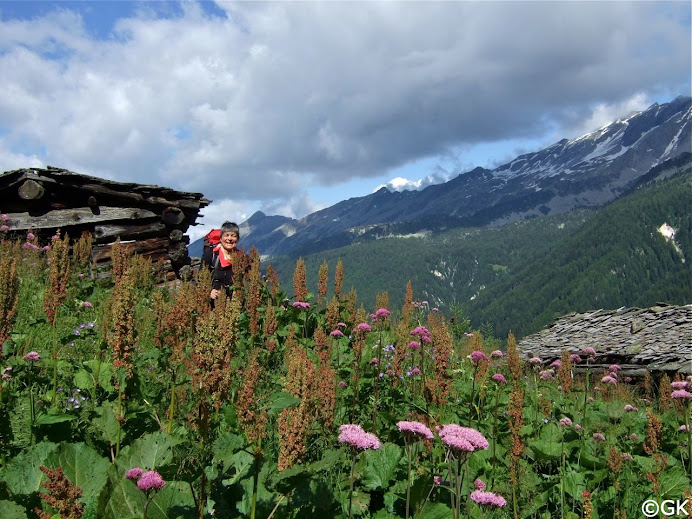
[0,1,689,220]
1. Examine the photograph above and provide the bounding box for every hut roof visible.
[518,304,692,375]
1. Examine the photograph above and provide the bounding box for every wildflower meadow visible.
[0,229,691,519]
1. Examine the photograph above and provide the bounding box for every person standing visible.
[203,221,241,303]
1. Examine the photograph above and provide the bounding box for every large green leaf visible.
[3,441,58,495]
[98,467,143,519]
[34,412,77,425]
[116,431,183,476]
[361,443,402,491]
[45,442,111,502]
[212,431,245,475]
[92,403,120,445]
[144,481,196,519]
[417,502,453,519]
[659,465,691,498]
[0,500,28,519]
[264,391,301,415]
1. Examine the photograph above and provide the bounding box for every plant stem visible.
[167,371,176,434]
[348,450,356,519]
[51,321,58,406]
[405,441,413,519]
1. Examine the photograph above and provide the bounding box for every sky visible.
[0,1,690,243]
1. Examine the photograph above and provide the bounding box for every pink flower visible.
[609,364,621,372]
[337,322,347,328]
[42,245,51,251]
[587,397,595,403]
[671,381,690,390]
[356,323,372,332]
[490,350,503,358]
[23,351,40,362]
[470,490,507,508]
[539,370,553,380]
[338,424,381,450]
[410,326,432,342]
[621,453,634,461]
[582,347,596,356]
[569,354,582,363]
[0,225,8,232]
[528,357,542,364]
[408,340,420,350]
[550,360,562,368]
[671,389,692,400]
[126,467,143,481]
[397,420,434,440]
[385,369,395,376]
[491,373,507,384]
[370,358,379,366]
[82,301,93,308]
[0,214,7,222]
[574,424,583,431]
[559,417,572,427]
[593,433,606,442]
[473,478,486,491]
[601,375,617,385]
[137,470,166,492]
[330,329,344,337]
[26,232,35,240]
[408,367,421,376]
[374,308,391,319]
[679,425,689,432]
[433,476,442,485]
[437,424,489,453]
[629,433,638,441]
[338,381,347,388]
[624,377,632,383]
[292,301,310,309]
[624,404,638,412]
[470,351,489,365]
[22,242,39,250]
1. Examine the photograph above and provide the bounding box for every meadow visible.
[0,229,690,519]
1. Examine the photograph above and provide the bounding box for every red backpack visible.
[203,229,221,258]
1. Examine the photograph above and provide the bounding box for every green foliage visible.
[0,217,690,519]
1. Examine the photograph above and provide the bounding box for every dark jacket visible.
[203,245,247,301]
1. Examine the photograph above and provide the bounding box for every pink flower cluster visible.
[126,467,166,492]
[23,351,40,362]
[470,490,507,508]
[582,347,596,356]
[410,326,432,343]
[397,421,434,440]
[528,357,542,365]
[491,373,507,384]
[490,350,503,358]
[671,389,692,400]
[356,322,372,333]
[338,424,381,450]
[470,351,489,365]
[593,433,606,442]
[330,329,344,337]
[559,417,572,427]
[624,404,638,412]
[672,381,691,390]
[371,308,391,320]
[437,424,489,453]
[601,375,617,385]
[292,301,310,309]
[569,354,582,363]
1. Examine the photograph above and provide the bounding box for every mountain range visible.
[200,96,689,259]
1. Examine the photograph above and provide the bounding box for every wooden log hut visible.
[0,166,210,276]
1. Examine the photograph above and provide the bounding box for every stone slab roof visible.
[518,304,692,375]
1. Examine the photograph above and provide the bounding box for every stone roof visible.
[518,304,692,375]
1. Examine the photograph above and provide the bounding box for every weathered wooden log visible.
[81,184,144,202]
[5,206,158,230]
[161,206,185,225]
[18,179,45,200]
[169,229,184,242]
[93,221,167,242]
[92,237,170,263]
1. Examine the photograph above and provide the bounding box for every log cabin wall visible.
[0,167,210,277]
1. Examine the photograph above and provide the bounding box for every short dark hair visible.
[220,221,240,239]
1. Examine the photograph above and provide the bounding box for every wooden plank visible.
[5,206,158,230]
[93,221,167,242]
[92,237,170,262]
[81,184,144,202]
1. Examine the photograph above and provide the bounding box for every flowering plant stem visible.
[347,450,356,519]
[50,321,59,406]
[404,441,414,519]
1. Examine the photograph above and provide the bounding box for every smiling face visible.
[220,231,239,253]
